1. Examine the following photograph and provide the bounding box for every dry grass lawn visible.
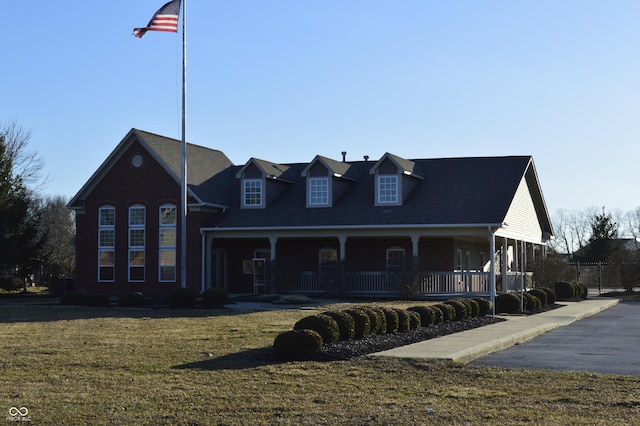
[1,296,639,425]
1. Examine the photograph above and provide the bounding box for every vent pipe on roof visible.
[364,155,369,162]
[341,151,347,162]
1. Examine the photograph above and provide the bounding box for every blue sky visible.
[3,1,640,215]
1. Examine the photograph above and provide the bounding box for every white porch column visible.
[410,235,420,258]
[501,237,509,294]
[269,236,277,262]
[338,235,347,262]
[488,228,496,316]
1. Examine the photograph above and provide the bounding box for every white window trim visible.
[128,205,145,282]
[319,247,338,273]
[98,206,115,282]
[308,177,330,207]
[159,204,177,282]
[242,179,264,208]
[377,175,400,205]
[386,246,406,272]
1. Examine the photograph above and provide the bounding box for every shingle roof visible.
[207,156,535,228]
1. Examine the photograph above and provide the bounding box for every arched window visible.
[159,204,177,281]
[128,205,146,282]
[98,205,115,282]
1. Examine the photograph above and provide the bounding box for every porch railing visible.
[274,270,492,296]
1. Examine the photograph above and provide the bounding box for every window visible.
[378,175,398,204]
[243,179,263,207]
[98,206,115,282]
[128,205,145,282]
[319,248,337,273]
[159,205,177,282]
[386,247,405,272]
[309,177,329,206]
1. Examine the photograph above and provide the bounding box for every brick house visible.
[68,128,554,297]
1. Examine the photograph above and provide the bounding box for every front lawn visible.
[1,299,639,425]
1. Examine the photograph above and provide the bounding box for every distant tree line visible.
[0,121,75,291]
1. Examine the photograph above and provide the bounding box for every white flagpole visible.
[180,0,188,288]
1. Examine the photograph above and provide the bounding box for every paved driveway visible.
[471,301,640,376]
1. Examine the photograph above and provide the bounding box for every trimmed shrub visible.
[444,300,468,321]
[357,307,382,335]
[294,314,340,344]
[455,299,474,318]
[576,282,588,299]
[523,292,541,311]
[430,305,444,324]
[273,329,323,359]
[369,307,388,335]
[85,293,110,307]
[528,289,548,307]
[60,291,86,305]
[407,305,436,327]
[407,310,422,329]
[201,287,229,308]
[381,307,400,333]
[472,298,492,316]
[554,281,575,300]
[118,293,145,307]
[434,303,455,322]
[169,287,197,308]
[540,287,556,305]
[394,308,412,332]
[322,311,356,341]
[467,299,480,318]
[344,308,371,339]
[495,293,521,314]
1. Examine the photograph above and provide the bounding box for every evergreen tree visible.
[574,207,620,262]
[0,132,45,290]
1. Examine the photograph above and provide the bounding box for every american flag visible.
[133,0,181,38]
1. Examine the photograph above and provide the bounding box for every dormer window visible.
[377,175,398,204]
[243,179,263,207]
[309,177,329,206]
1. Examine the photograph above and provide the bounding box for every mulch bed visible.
[311,316,504,361]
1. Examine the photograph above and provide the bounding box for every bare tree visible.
[549,208,595,256]
[0,120,47,191]
[622,207,640,249]
[36,195,76,284]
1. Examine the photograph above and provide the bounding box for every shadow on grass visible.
[173,346,284,371]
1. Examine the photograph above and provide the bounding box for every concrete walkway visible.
[373,298,620,364]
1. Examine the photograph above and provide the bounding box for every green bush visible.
[466,299,480,318]
[434,303,455,322]
[394,308,412,332]
[369,307,388,335]
[495,293,521,314]
[407,306,436,327]
[455,299,474,318]
[168,287,197,308]
[444,300,468,321]
[294,314,340,344]
[472,298,492,316]
[540,287,556,305]
[554,281,575,300]
[273,329,323,359]
[528,289,548,307]
[575,282,588,299]
[344,308,371,339]
[60,291,86,305]
[407,310,421,330]
[430,305,444,324]
[85,293,110,307]
[523,292,541,311]
[380,307,400,333]
[322,311,356,341]
[200,287,229,308]
[117,293,145,307]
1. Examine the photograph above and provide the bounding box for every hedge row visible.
[495,287,558,314]
[59,287,229,308]
[554,281,588,301]
[273,297,493,359]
